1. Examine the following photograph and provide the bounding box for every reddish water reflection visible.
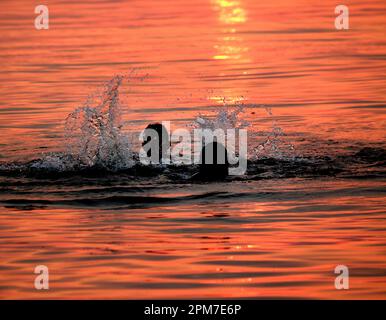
[0,0,385,299]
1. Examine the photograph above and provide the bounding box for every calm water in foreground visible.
[0,0,385,298]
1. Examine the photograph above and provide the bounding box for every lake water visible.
[0,0,385,299]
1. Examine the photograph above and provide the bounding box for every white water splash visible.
[64,75,133,170]
[191,101,295,160]
[193,104,250,131]
[252,106,295,159]
[0,77,294,173]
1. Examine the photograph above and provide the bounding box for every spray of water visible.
[0,76,296,174]
[252,106,295,159]
[191,100,295,160]
[193,104,250,131]
[64,75,133,170]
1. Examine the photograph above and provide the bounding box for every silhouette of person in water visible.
[142,123,229,179]
[198,141,229,180]
[142,123,170,164]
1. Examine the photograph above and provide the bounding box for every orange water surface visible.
[0,0,385,299]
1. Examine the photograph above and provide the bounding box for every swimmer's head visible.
[199,141,229,179]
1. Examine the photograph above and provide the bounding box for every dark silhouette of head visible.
[142,123,169,163]
[199,141,229,179]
